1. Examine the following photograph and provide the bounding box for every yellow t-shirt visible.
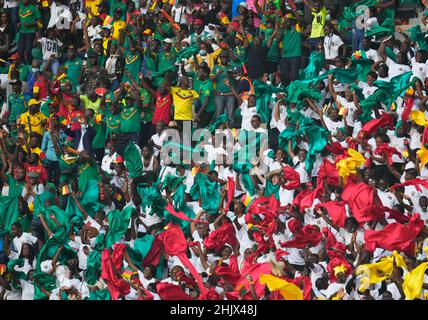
[310,7,327,39]
[112,20,125,40]
[171,87,199,121]
[19,111,47,136]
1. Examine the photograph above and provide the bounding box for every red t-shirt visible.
[33,76,50,99]
[152,92,172,125]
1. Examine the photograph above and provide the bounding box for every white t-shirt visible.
[365,49,380,62]
[358,81,378,99]
[324,33,344,60]
[411,57,427,82]
[240,100,258,131]
[101,152,118,174]
[336,96,357,127]
[322,114,345,135]
[39,37,62,61]
[10,233,38,259]
[292,156,310,183]
[385,57,411,78]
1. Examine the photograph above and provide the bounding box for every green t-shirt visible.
[8,93,27,123]
[18,3,41,34]
[139,88,153,123]
[198,79,216,113]
[263,29,280,62]
[232,46,247,67]
[211,64,232,93]
[105,113,121,138]
[64,57,83,88]
[17,65,31,82]
[89,118,106,149]
[119,105,141,133]
[281,26,303,58]
[157,48,178,74]
[123,51,142,83]
[154,23,173,41]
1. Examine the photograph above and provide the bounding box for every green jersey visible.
[64,57,83,88]
[18,3,41,34]
[198,79,216,113]
[119,105,141,133]
[281,25,303,58]
[211,64,232,93]
[8,93,27,123]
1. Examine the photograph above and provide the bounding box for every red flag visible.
[374,143,402,165]
[401,96,415,122]
[101,244,130,300]
[228,262,272,300]
[359,112,393,137]
[158,224,208,297]
[156,282,193,300]
[141,236,163,268]
[224,177,235,211]
[327,256,353,282]
[203,221,238,252]
[280,225,322,249]
[246,195,280,220]
[165,202,208,224]
[288,276,312,300]
[293,186,322,213]
[325,142,347,155]
[364,213,424,256]
[315,201,347,228]
[390,178,428,193]
[341,183,383,223]
[282,166,300,190]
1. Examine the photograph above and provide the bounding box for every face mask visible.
[326,14,331,21]
[235,76,240,80]
[32,67,39,73]
[81,124,88,130]
[104,149,110,155]
[112,169,118,176]
[199,50,207,56]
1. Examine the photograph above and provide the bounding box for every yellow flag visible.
[259,274,303,300]
[403,262,428,300]
[336,149,365,183]
[410,111,428,128]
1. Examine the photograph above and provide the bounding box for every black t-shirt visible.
[245,45,269,79]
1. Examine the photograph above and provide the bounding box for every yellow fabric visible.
[355,251,407,292]
[18,111,48,136]
[417,145,428,170]
[410,110,428,128]
[403,262,428,300]
[259,274,303,300]
[336,149,366,183]
[112,20,125,40]
[310,7,327,38]
[171,87,199,120]
[85,0,102,17]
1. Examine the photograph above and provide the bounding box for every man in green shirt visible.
[195,65,215,128]
[64,45,83,91]
[278,15,304,86]
[211,50,234,127]
[18,0,41,65]
[8,80,28,134]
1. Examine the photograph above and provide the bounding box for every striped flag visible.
[104,15,113,26]
[62,184,71,195]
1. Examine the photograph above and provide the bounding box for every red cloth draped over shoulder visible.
[101,243,130,300]
[364,213,425,256]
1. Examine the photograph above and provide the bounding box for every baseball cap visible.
[28,99,41,106]
[163,38,173,44]
[238,2,248,8]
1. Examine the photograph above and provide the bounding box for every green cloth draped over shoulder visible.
[302,51,325,80]
[365,18,395,38]
[408,25,428,51]
[105,205,135,248]
[253,80,285,123]
[278,117,329,173]
[123,143,143,179]
[189,172,221,214]
[65,179,102,218]
[264,180,280,199]
[359,71,417,122]
[0,174,24,231]
[176,45,200,63]
[137,183,167,218]
[84,233,106,285]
